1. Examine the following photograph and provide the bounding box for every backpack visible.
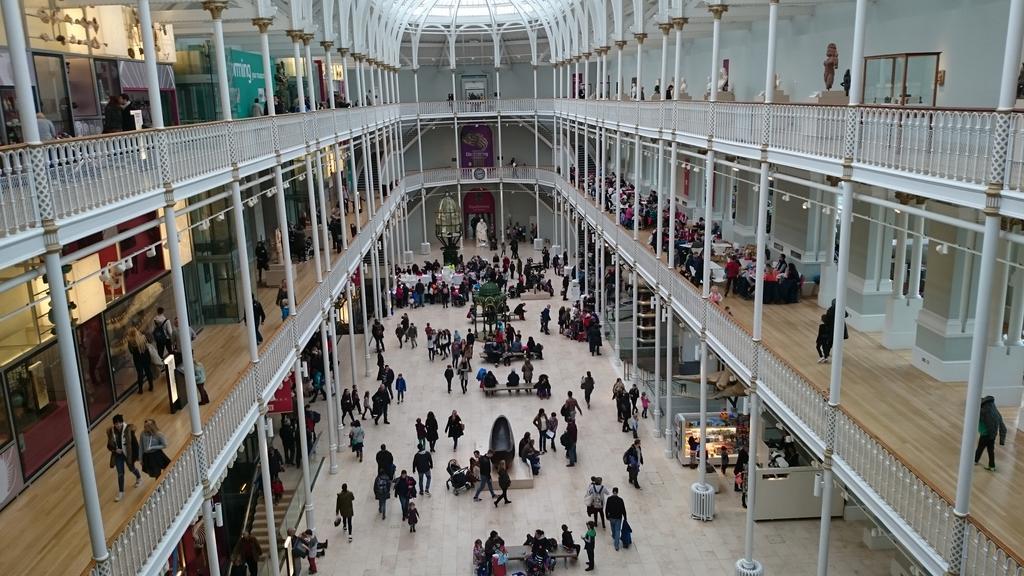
[560,404,570,419]
[309,410,321,424]
[373,475,390,498]
[559,432,569,447]
[622,449,631,466]
[153,318,169,346]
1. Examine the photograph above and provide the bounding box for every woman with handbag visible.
[140,419,170,478]
[126,325,154,395]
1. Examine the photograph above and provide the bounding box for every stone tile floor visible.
[307,250,896,576]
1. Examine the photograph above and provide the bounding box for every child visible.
[407,501,419,532]
[640,392,650,418]
[628,409,640,439]
[271,477,284,503]
[709,285,723,304]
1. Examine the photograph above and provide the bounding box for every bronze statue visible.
[823,43,839,90]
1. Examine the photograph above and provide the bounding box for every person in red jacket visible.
[724,255,741,297]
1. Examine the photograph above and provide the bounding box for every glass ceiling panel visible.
[401,0,550,28]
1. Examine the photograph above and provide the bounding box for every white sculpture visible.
[718,67,729,92]
[680,77,688,94]
[476,219,489,248]
[705,76,712,94]
[774,73,781,91]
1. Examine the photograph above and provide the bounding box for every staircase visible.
[249,485,294,564]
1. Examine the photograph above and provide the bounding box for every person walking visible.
[585,477,608,529]
[560,392,582,422]
[152,307,173,358]
[372,385,391,425]
[407,501,420,533]
[375,444,395,478]
[444,364,455,394]
[340,389,355,424]
[605,487,626,550]
[126,325,153,394]
[394,469,416,520]
[371,319,385,352]
[251,295,266,344]
[582,521,597,571]
[533,409,549,454]
[348,420,364,462]
[140,419,170,479]
[628,384,640,412]
[445,410,464,450]
[106,414,142,502]
[373,470,391,519]
[407,322,419,348]
[280,416,297,465]
[540,305,552,334]
[493,460,512,506]
[395,323,407,348]
[624,439,643,489]
[580,372,595,408]
[335,483,355,541]
[382,365,395,399]
[395,373,407,404]
[473,450,496,501]
[975,395,1008,471]
[412,445,433,495]
[425,411,440,452]
[234,532,262,576]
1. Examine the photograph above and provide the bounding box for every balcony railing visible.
[0,98,1019,250]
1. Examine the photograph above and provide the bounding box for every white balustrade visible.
[772,104,845,159]
[0,148,38,232]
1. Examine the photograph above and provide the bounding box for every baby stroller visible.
[446,459,472,495]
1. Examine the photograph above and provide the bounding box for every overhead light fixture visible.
[802,201,809,210]
[145,246,157,258]
[216,213,226,222]
[894,208,901,214]
[936,243,949,255]
[782,194,790,202]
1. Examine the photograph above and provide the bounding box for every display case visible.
[677,411,748,468]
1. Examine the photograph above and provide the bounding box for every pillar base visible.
[735,559,763,576]
[551,244,562,257]
[533,237,545,251]
[845,275,892,332]
[982,344,1024,406]
[882,297,923,350]
[911,310,974,382]
[419,242,431,255]
[690,481,715,521]
[403,250,414,265]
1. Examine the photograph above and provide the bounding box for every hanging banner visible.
[460,125,494,168]
[267,374,294,414]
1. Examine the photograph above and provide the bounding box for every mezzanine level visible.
[1,97,1023,267]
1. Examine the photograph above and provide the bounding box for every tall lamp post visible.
[435,192,463,265]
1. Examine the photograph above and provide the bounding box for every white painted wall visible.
[399,62,555,102]
[611,0,1012,107]
[404,123,554,171]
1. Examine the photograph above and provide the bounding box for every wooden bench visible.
[481,384,532,396]
[479,350,534,366]
[503,545,578,568]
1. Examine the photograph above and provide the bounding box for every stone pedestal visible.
[882,297,923,349]
[533,237,544,251]
[816,90,849,105]
[419,242,431,255]
[982,344,1024,406]
[704,91,735,102]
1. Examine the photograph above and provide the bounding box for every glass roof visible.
[396,0,559,30]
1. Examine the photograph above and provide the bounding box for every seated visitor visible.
[534,374,552,398]
[506,369,521,387]
[510,338,524,353]
[526,337,544,359]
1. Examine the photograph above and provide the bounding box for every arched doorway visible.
[464,189,495,242]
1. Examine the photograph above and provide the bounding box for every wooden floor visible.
[603,198,1024,562]
[0,209,369,576]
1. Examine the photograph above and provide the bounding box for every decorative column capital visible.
[202,0,228,19]
[301,33,315,46]
[338,47,350,57]
[251,17,273,33]
[320,41,334,51]
[893,192,914,206]
[671,17,688,30]
[352,52,364,62]
[614,40,627,49]
[708,4,728,20]
[582,51,592,60]
[658,23,672,35]
[286,29,305,42]
[633,32,648,44]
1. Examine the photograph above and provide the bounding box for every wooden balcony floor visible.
[618,206,1023,562]
[0,209,369,576]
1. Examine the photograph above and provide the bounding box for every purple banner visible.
[460,125,494,168]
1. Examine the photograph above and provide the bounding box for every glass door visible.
[32,53,73,137]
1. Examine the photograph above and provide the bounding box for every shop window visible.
[0,379,12,450]
[5,343,72,479]
[65,57,101,136]
[0,268,44,367]
[76,315,113,424]
[93,59,120,110]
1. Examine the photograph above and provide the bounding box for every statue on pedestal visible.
[680,77,688,95]
[476,219,489,248]
[823,43,839,90]
[718,67,729,92]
